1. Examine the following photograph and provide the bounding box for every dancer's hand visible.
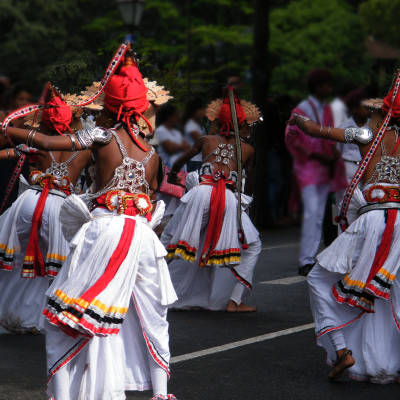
[167,171,185,188]
[14,144,40,157]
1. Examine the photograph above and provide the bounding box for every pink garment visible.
[285,106,347,192]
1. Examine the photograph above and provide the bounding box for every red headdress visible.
[104,53,151,151]
[218,88,246,136]
[41,85,73,135]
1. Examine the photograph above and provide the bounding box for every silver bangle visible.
[318,125,323,138]
[67,134,77,152]
[26,130,34,146]
[30,130,37,147]
[344,127,374,144]
[5,148,10,159]
[327,126,331,138]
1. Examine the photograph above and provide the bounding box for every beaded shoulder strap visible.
[113,130,155,165]
[338,70,400,230]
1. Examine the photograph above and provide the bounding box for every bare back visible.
[201,135,255,175]
[93,127,160,201]
[28,150,92,186]
[359,129,400,186]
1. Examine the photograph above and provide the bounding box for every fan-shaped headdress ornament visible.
[205,89,262,138]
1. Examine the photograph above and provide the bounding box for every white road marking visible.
[260,276,307,285]
[261,243,298,251]
[170,323,314,364]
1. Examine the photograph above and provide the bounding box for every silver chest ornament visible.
[115,157,146,193]
[374,155,400,183]
[213,143,235,165]
[47,161,69,177]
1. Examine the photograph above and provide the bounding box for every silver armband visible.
[74,127,113,149]
[344,127,373,145]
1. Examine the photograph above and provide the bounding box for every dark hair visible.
[182,97,204,125]
[344,88,368,110]
[307,69,332,93]
[156,104,177,127]
[336,81,356,98]
[6,82,32,109]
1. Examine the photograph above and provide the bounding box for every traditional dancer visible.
[2,45,177,399]
[285,69,347,276]
[0,85,91,333]
[161,88,262,312]
[289,73,400,383]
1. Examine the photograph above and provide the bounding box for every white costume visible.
[43,131,177,400]
[309,140,400,385]
[0,154,77,332]
[161,136,261,310]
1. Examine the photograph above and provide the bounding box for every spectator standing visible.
[0,82,33,213]
[337,89,369,184]
[182,97,206,172]
[331,82,355,128]
[285,69,347,276]
[155,104,190,217]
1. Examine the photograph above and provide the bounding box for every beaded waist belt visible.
[92,190,153,221]
[359,202,400,216]
[29,171,72,197]
[363,185,400,203]
[200,173,236,192]
[359,185,400,216]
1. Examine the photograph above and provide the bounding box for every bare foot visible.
[226,300,257,313]
[328,349,355,380]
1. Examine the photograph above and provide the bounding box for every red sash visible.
[22,173,71,278]
[199,173,234,267]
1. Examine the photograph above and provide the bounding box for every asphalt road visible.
[1,226,399,400]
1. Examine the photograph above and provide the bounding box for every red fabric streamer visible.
[200,174,233,267]
[104,63,150,151]
[80,218,136,304]
[218,92,246,136]
[41,97,73,135]
[366,209,397,284]
[23,183,50,278]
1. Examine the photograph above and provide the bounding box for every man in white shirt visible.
[331,82,355,128]
[336,89,369,183]
[182,98,206,172]
[155,104,190,217]
[335,89,369,231]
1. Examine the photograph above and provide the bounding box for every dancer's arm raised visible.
[288,113,373,146]
[4,125,113,152]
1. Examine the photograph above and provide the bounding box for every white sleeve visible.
[184,120,199,136]
[156,126,171,143]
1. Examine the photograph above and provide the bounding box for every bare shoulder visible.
[202,135,218,144]
[241,141,255,155]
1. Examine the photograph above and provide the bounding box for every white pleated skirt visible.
[0,183,70,332]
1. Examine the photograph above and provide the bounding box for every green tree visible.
[269,0,369,95]
[0,0,256,103]
[359,0,400,48]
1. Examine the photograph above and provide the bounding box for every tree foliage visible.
[359,0,400,48]
[269,0,370,95]
[0,0,394,102]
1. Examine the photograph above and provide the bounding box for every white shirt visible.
[297,95,326,123]
[336,117,369,162]
[155,125,185,167]
[331,98,348,127]
[184,119,206,162]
